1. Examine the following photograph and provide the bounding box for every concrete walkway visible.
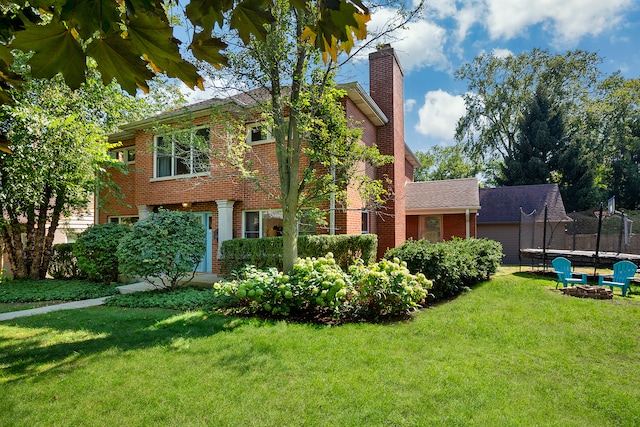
[0,297,110,321]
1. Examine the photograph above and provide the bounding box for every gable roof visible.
[405,178,480,214]
[478,183,570,224]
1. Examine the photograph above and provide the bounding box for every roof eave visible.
[109,98,247,141]
[406,206,481,215]
[405,143,421,167]
[339,82,388,126]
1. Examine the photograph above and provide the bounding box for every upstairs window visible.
[154,127,210,178]
[246,123,273,145]
[110,147,136,164]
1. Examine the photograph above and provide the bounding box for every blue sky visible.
[181,0,640,154]
[337,0,640,153]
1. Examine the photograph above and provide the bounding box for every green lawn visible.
[1,272,639,426]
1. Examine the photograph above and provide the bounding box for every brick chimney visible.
[369,44,406,259]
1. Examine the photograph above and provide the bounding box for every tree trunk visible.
[1,186,66,280]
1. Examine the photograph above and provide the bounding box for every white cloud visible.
[362,7,450,73]
[405,98,417,112]
[483,0,632,45]
[491,48,513,58]
[415,90,466,140]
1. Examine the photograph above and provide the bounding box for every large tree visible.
[498,86,565,186]
[598,75,640,210]
[0,67,181,279]
[183,0,395,273]
[455,49,601,178]
[0,0,370,105]
[413,145,479,182]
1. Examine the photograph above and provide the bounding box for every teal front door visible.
[193,212,212,272]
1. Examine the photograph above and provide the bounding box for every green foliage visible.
[47,243,84,280]
[456,49,600,164]
[349,258,430,318]
[215,255,353,317]
[414,146,480,182]
[74,223,132,283]
[499,86,565,186]
[215,253,430,321]
[117,209,206,290]
[220,234,377,275]
[0,279,118,303]
[0,60,180,280]
[385,238,503,299]
[2,0,370,103]
[105,288,233,311]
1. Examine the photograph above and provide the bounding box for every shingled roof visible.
[405,178,480,213]
[478,183,571,224]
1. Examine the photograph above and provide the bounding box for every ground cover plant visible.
[1,271,639,426]
[105,288,235,312]
[0,279,119,313]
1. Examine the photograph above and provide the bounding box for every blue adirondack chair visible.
[598,260,638,296]
[552,257,587,289]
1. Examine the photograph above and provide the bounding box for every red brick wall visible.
[405,158,414,182]
[406,215,419,240]
[406,213,477,242]
[369,45,406,259]
[443,214,467,240]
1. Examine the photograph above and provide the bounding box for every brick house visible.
[405,178,480,242]
[100,44,432,273]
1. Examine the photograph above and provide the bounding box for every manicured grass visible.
[0,279,119,313]
[1,272,639,426]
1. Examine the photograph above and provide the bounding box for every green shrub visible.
[74,223,131,283]
[215,253,430,321]
[215,253,353,317]
[48,243,84,279]
[219,234,377,275]
[349,257,430,319]
[117,209,206,290]
[385,238,502,299]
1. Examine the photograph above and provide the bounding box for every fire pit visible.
[560,285,613,299]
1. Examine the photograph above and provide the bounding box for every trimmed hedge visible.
[48,243,84,279]
[385,238,503,299]
[220,234,377,275]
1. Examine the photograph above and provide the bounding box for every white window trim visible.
[110,147,136,164]
[361,210,370,234]
[242,209,316,238]
[108,215,139,225]
[153,126,210,179]
[246,122,274,146]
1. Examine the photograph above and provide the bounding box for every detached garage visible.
[477,184,570,265]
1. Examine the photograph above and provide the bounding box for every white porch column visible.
[215,200,235,256]
[465,209,470,239]
[137,205,152,220]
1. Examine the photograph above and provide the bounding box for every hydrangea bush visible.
[214,253,431,321]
